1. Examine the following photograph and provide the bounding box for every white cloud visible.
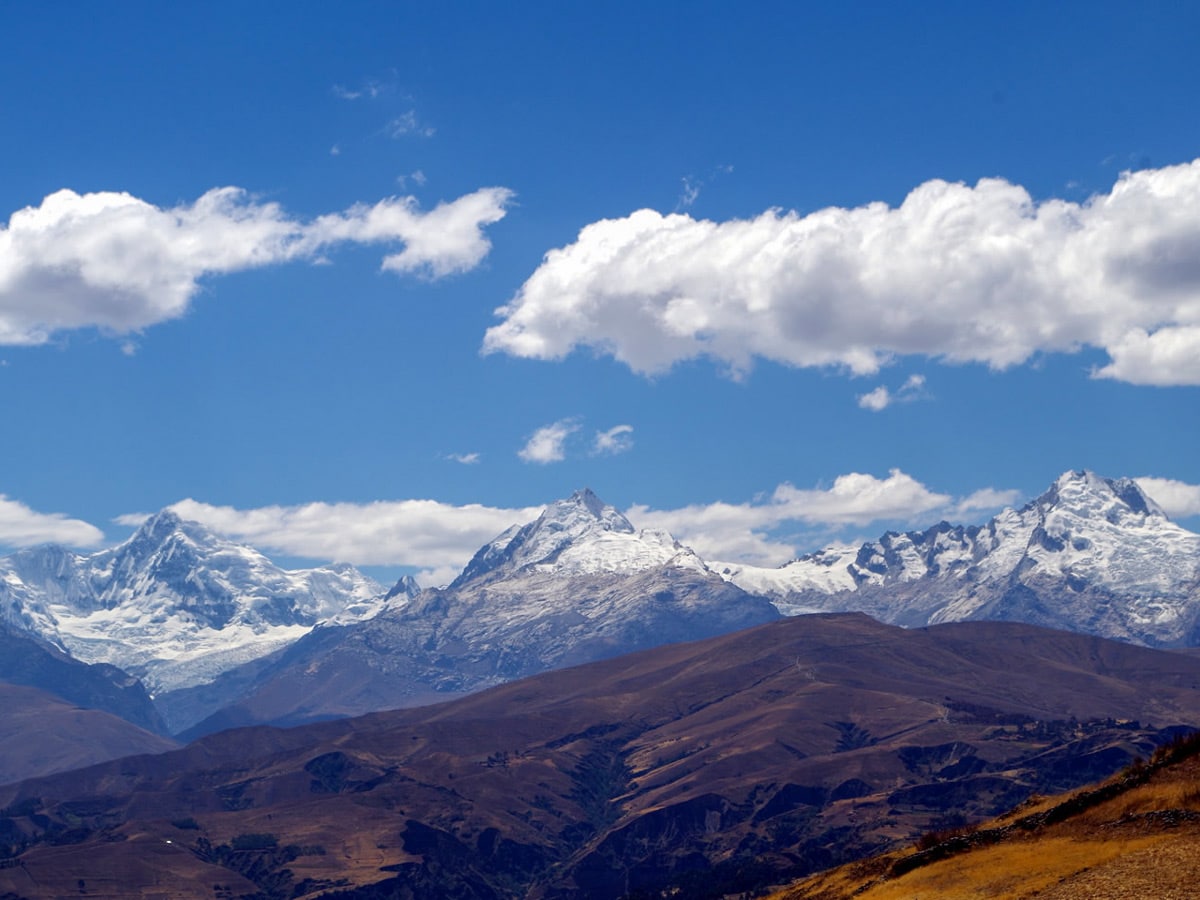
[1135,477,1200,518]
[0,495,104,548]
[1093,326,1200,385]
[772,470,951,526]
[518,419,580,464]
[857,385,891,411]
[627,470,1017,565]
[0,185,512,346]
[627,497,797,565]
[414,564,468,590]
[485,159,1200,386]
[447,452,481,465]
[157,497,541,569]
[954,487,1023,516]
[857,373,927,411]
[592,424,634,456]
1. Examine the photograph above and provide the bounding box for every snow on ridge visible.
[716,469,1200,646]
[0,510,387,693]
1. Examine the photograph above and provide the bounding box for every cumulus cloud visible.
[1094,327,1200,385]
[857,373,927,411]
[146,497,541,570]
[0,495,104,548]
[0,185,513,345]
[627,470,1017,566]
[1135,476,1200,518]
[446,452,481,465]
[772,470,951,526]
[485,159,1200,386]
[518,419,580,464]
[592,424,634,456]
[857,385,891,411]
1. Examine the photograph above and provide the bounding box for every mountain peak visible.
[452,489,692,586]
[1039,470,1166,520]
[130,507,212,547]
[541,488,634,535]
[568,487,606,517]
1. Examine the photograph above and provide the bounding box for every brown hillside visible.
[0,684,177,785]
[3,614,1200,898]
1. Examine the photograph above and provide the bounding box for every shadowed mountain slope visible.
[0,684,177,785]
[4,614,1200,898]
[0,623,165,735]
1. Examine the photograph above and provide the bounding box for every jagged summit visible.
[1033,469,1166,522]
[383,574,422,603]
[716,469,1200,647]
[453,488,701,587]
[526,487,636,542]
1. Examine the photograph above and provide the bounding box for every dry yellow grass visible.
[771,741,1200,900]
[839,836,1165,900]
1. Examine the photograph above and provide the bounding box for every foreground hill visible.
[718,470,1200,647]
[3,614,1200,898]
[772,731,1200,900]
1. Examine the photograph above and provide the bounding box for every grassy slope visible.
[772,733,1200,900]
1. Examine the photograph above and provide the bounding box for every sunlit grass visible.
[847,836,1166,900]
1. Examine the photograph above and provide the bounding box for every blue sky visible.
[2,1,1198,584]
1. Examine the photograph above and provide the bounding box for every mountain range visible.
[0,470,1197,742]
[169,489,778,735]
[716,470,1200,647]
[0,471,1198,895]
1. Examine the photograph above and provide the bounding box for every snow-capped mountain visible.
[716,470,1200,647]
[182,489,780,734]
[454,487,711,584]
[0,510,385,693]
